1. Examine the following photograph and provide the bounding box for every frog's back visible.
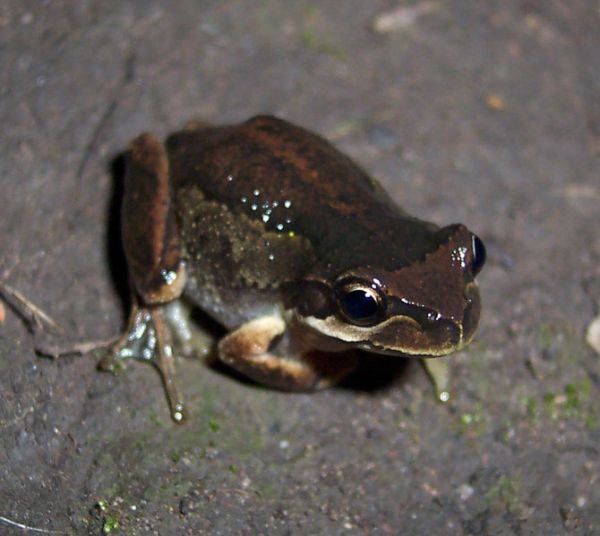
[167,116,438,280]
[166,115,391,227]
[170,116,356,326]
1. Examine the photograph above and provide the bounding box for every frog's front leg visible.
[218,316,358,391]
[105,133,188,422]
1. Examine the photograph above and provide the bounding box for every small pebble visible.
[458,484,474,501]
[586,316,600,356]
[372,2,437,33]
[485,93,506,111]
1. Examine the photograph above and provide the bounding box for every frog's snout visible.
[461,282,481,345]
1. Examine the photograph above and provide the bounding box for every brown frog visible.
[107,115,485,422]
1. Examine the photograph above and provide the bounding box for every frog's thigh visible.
[122,133,185,305]
[218,316,311,390]
[218,316,357,391]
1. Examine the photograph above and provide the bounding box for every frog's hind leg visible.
[163,300,214,360]
[100,301,186,422]
[104,133,188,422]
[149,308,185,422]
[218,316,358,391]
[121,133,186,304]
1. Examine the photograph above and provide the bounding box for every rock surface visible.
[1,1,599,534]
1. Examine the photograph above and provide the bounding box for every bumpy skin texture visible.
[167,115,432,280]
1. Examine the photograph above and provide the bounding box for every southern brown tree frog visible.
[108,115,485,422]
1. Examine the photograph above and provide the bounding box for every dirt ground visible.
[2,1,599,534]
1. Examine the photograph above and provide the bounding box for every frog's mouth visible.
[361,283,481,356]
[355,317,462,357]
[299,283,481,357]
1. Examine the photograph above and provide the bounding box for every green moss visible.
[103,515,119,533]
[208,419,221,433]
[94,499,121,534]
[520,395,538,420]
[460,413,478,425]
[539,376,597,429]
[543,391,559,420]
[564,383,581,409]
[584,413,598,431]
[169,449,183,463]
[456,405,485,437]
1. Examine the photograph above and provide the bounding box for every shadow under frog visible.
[101,115,485,422]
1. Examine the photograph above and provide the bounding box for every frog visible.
[106,115,486,422]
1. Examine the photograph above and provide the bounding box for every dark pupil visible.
[340,289,379,323]
[471,235,486,276]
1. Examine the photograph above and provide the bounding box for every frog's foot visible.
[163,300,214,359]
[218,315,358,391]
[101,303,186,423]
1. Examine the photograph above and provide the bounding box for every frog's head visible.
[287,224,485,356]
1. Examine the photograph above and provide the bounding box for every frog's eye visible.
[337,282,385,326]
[471,234,486,276]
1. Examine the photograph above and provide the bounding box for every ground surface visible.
[1,1,600,535]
